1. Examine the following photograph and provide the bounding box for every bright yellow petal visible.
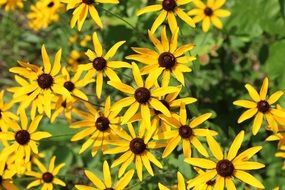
[207,135,223,160]
[234,170,264,189]
[245,84,261,102]
[237,108,258,123]
[227,130,244,160]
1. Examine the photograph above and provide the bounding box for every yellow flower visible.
[61,0,119,31]
[0,112,51,163]
[0,0,23,11]
[108,62,178,127]
[26,156,66,189]
[233,77,285,135]
[158,172,186,190]
[126,27,195,87]
[28,0,62,31]
[0,159,18,190]
[75,161,134,190]
[79,32,131,98]
[9,45,70,118]
[185,131,265,189]
[80,34,92,47]
[70,97,121,157]
[104,123,164,181]
[137,0,195,33]
[0,90,18,132]
[155,103,216,158]
[188,0,231,32]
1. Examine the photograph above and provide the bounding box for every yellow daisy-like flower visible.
[75,161,134,190]
[137,0,195,33]
[61,0,119,31]
[155,103,216,158]
[9,45,70,118]
[0,90,18,132]
[104,123,164,181]
[67,50,88,71]
[0,112,51,163]
[233,77,285,135]
[188,0,231,32]
[70,97,120,156]
[79,32,131,98]
[185,131,265,189]
[28,0,62,31]
[158,172,186,190]
[0,0,23,11]
[126,27,195,87]
[26,156,66,189]
[108,62,178,127]
[0,160,18,190]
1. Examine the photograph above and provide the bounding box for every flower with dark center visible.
[129,138,146,154]
[158,52,176,69]
[162,0,177,11]
[47,2,54,7]
[204,7,213,16]
[15,130,30,145]
[216,159,235,177]
[42,172,54,183]
[95,116,110,131]
[179,125,192,139]
[82,0,94,4]
[206,180,216,186]
[134,87,151,104]
[64,81,75,92]
[93,57,107,71]
[37,73,54,89]
[257,100,270,113]
[154,100,170,114]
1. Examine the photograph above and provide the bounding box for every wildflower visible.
[0,0,23,11]
[188,0,231,32]
[26,156,66,189]
[79,32,131,98]
[0,159,18,190]
[75,161,134,190]
[61,0,119,31]
[137,0,195,33]
[186,131,265,189]
[126,27,195,87]
[233,77,285,135]
[158,172,186,190]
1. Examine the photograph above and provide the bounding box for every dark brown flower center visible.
[93,57,107,71]
[162,0,177,11]
[134,87,151,104]
[130,138,146,155]
[158,52,176,69]
[154,100,170,114]
[61,100,67,108]
[64,81,75,92]
[257,100,270,113]
[47,2,54,7]
[206,180,216,186]
[82,0,94,4]
[216,159,235,177]
[15,130,30,145]
[37,73,54,89]
[95,116,110,131]
[179,125,192,138]
[42,172,54,183]
[204,7,213,16]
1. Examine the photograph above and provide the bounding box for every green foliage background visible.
[1,0,285,189]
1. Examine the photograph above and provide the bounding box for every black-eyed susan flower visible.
[158,171,186,190]
[0,0,23,11]
[26,156,66,189]
[137,0,195,33]
[233,77,285,135]
[126,27,195,87]
[70,97,120,156]
[155,103,216,158]
[0,160,18,190]
[188,0,231,32]
[185,131,265,189]
[78,32,131,98]
[61,0,119,31]
[108,62,178,127]
[0,112,51,163]
[0,90,18,132]
[9,45,70,118]
[75,160,134,190]
[104,123,164,181]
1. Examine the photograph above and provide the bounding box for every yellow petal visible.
[268,91,284,105]
[84,170,105,189]
[137,5,162,16]
[252,112,263,135]
[259,77,268,100]
[151,10,167,33]
[207,135,223,160]
[227,130,244,160]
[237,108,258,123]
[234,170,264,189]
[233,100,257,108]
[245,84,261,102]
